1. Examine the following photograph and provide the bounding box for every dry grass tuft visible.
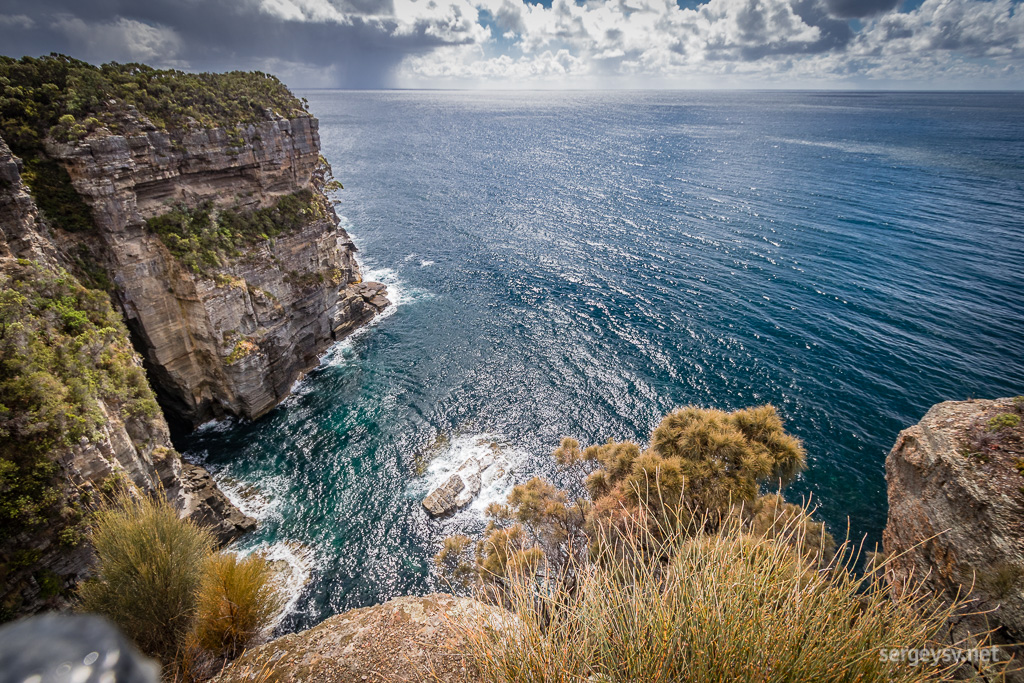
[450,512,1001,683]
[195,552,283,659]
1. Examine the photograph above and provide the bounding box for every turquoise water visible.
[179,91,1024,632]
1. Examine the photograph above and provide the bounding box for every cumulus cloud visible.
[0,13,34,28]
[0,0,1021,87]
[53,16,184,64]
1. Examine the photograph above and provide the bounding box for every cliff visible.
[1,134,254,618]
[0,56,388,620]
[49,112,387,427]
[883,397,1024,678]
[1,56,389,428]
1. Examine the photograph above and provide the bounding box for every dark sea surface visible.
[178,91,1024,632]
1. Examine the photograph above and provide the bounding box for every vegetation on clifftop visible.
[0,54,308,234]
[0,54,306,151]
[453,516,992,682]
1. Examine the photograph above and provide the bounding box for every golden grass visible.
[449,510,1004,683]
[195,552,283,659]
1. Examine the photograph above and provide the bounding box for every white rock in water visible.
[422,447,510,516]
[422,474,465,516]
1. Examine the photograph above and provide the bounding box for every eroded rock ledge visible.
[214,594,499,683]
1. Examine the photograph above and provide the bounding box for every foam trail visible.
[214,474,288,523]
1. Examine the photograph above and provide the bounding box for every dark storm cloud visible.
[0,0,477,87]
[1,0,1022,85]
[693,0,854,62]
[823,0,900,19]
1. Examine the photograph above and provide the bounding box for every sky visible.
[0,0,1021,89]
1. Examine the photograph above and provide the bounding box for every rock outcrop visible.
[883,397,1024,678]
[214,594,501,683]
[422,444,509,516]
[47,113,388,426]
[0,134,253,617]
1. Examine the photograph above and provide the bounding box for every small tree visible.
[443,405,820,591]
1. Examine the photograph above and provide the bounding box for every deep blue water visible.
[178,91,1024,632]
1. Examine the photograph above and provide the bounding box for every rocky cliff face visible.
[0,135,253,618]
[48,112,387,427]
[883,397,1024,678]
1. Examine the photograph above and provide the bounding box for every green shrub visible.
[988,413,1020,431]
[451,517,998,683]
[146,190,324,275]
[17,157,94,233]
[35,568,62,599]
[195,552,282,659]
[78,494,214,662]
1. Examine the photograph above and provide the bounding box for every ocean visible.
[177,90,1024,632]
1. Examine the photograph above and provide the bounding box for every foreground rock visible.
[214,594,499,683]
[883,397,1024,679]
[422,442,509,516]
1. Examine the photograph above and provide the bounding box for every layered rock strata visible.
[47,112,387,426]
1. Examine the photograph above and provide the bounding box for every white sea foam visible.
[214,474,289,523]
[421,433,525,515]
[193,416,239,434]
[420,260,434,267]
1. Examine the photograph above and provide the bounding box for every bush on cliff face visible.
[79,494,280,677]
[146,190,326,275]
[0,260,159,544]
